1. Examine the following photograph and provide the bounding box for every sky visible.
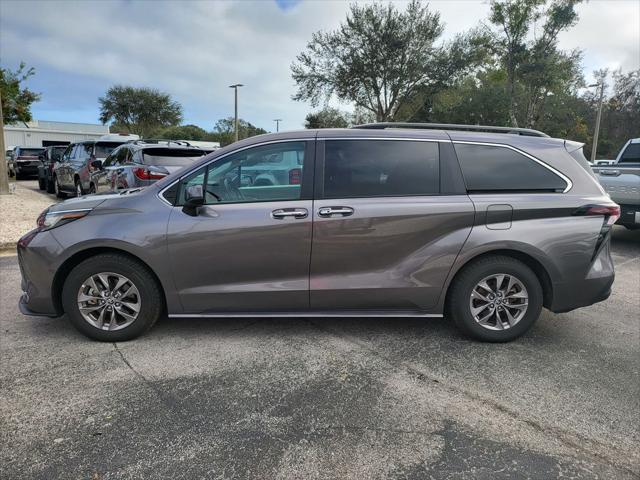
[1,0,638,133]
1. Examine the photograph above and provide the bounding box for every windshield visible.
[51,147,67,161]
[19,148,45,157]
[94,142,125,159]
[142,148,204,167]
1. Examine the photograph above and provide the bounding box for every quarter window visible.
[176,142,306,205]
[620,143,640,163]
[323,140,439,198]
[454,144,567,192]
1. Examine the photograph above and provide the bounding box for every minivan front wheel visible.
[62,254,163,341]
[447,255,543,342]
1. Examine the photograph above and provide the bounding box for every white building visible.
[4,120,110,148]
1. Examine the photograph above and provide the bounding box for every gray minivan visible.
[17,124,619,342]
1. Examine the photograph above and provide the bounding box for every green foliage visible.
[155,124,209,141]
[305,107,350,129]
[291,0,483,121]
[99,85,183,138]
[0,62,41,124]
[212,117,267,146]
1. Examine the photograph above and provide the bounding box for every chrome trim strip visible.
[156,138,312,205]
[452,140,573,193]
[317,136,446,143]
[168,312,444,318]
[48,208,93,215]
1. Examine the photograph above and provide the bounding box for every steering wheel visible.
[223,176,244,201]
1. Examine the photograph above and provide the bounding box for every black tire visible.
[46,177,55,194]
[54,176,66,198]
[446,255,543,342]
[62,254,163,341]
[38,177,46,190]
[15,172,23,180]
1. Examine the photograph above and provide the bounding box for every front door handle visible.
[271,208,308,219]
[318,206,354,217]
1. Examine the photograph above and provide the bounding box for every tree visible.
[305,107,350,128]
[155,124,208,141]
[211,117,267,146]
[291,0,481,122]
[487,0,583,127]
[98,85,182,137]
[0,62,41,124]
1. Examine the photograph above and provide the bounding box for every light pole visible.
[273,119,282,132]
[588,81,605,163]
[229,84,243,143]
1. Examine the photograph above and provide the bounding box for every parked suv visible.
[12,146,46,179]
[37,145,68,193]
[52,134,138,197]
[18,124,619,342]
[93,140,205,193]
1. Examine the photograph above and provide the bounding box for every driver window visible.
[177,142,306,205]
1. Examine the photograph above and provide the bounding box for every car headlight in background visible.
[36,208,92,231]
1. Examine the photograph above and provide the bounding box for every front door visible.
[167,140,314,313]
[310,139,475,311]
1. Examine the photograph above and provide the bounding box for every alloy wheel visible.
[469,273,528,330]
[77,272,141,331]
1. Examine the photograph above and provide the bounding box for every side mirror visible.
[90,160,103,171]
[182,184,205,217]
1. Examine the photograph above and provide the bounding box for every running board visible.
[168,311,443,319]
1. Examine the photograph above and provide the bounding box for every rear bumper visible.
[548,241,615,313]
[617,204,640,227]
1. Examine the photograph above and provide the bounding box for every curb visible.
[0,242,17,255]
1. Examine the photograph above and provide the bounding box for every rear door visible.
[166,140,315,313]
[310,138,475,311]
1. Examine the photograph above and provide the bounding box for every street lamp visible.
[588,82,605,163]
[273,119,282,132]
[229,84,244,143]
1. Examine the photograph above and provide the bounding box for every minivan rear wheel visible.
[62,254,163,341]
[447,255,543,342]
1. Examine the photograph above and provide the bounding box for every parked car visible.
[18,123,619,343]
[37,145,68,193]
[93,140,205,193]
[591,138,640,230]
[12,146,46,179]
[52,134,139,198]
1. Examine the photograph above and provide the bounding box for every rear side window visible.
[141,148,205,167]
[323,140,439,198]
[620,143,640,163]
[454,144,567,193]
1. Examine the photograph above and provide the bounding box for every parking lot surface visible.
[1,228,638,479]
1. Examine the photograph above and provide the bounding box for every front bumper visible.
[15,162,40,175]
[17,230,64,317]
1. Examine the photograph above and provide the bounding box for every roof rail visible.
[128,139,193,146]
[352,122,549,138]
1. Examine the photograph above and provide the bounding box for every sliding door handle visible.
[318,206,354,217]
[272,208,308,219]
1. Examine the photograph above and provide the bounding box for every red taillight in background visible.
[133,168,167,181]
[289,168,302,185]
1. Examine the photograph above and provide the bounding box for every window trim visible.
[316,137,442,200]
[160,139,315,207]
[452,140,572,193]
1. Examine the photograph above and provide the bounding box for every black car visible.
[37,145,68,193]
[13,146,46,179]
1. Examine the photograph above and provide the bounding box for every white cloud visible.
[0,0,637,131]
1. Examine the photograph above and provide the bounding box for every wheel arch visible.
[52,246,167,315]
[443,249,554,311]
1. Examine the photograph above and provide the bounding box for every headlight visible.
[36,208,91,231]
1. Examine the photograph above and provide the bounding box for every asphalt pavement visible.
[1,227,638,479]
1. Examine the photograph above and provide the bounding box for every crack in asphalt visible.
[305,319,640,477]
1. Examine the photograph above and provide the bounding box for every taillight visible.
[573,204,621,259]
[573,204,621,226]
[289,168,302,185]
[133,168,167,180]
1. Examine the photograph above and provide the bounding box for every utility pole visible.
[229,84,243,143]
[273,119,282,132]
[0,90,10,195]
[589,81,605,163]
